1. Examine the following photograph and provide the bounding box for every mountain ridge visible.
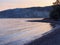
[0,6,53,18]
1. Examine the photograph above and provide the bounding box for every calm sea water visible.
[0,18,52,45]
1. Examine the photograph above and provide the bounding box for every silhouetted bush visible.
[50,5,60,20]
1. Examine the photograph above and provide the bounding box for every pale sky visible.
[0,0,56,11]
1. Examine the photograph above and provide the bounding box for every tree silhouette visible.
[53,0,60,5]
[49,0,60,21]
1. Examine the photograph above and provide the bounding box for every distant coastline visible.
[0,6,53,18]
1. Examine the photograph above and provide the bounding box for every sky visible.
[0,0,56,11]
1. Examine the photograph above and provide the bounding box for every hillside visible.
[0,6,53,18]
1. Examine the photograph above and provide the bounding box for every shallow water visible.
[0,18,52,45]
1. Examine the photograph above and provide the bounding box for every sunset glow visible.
[0,0,55,11]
